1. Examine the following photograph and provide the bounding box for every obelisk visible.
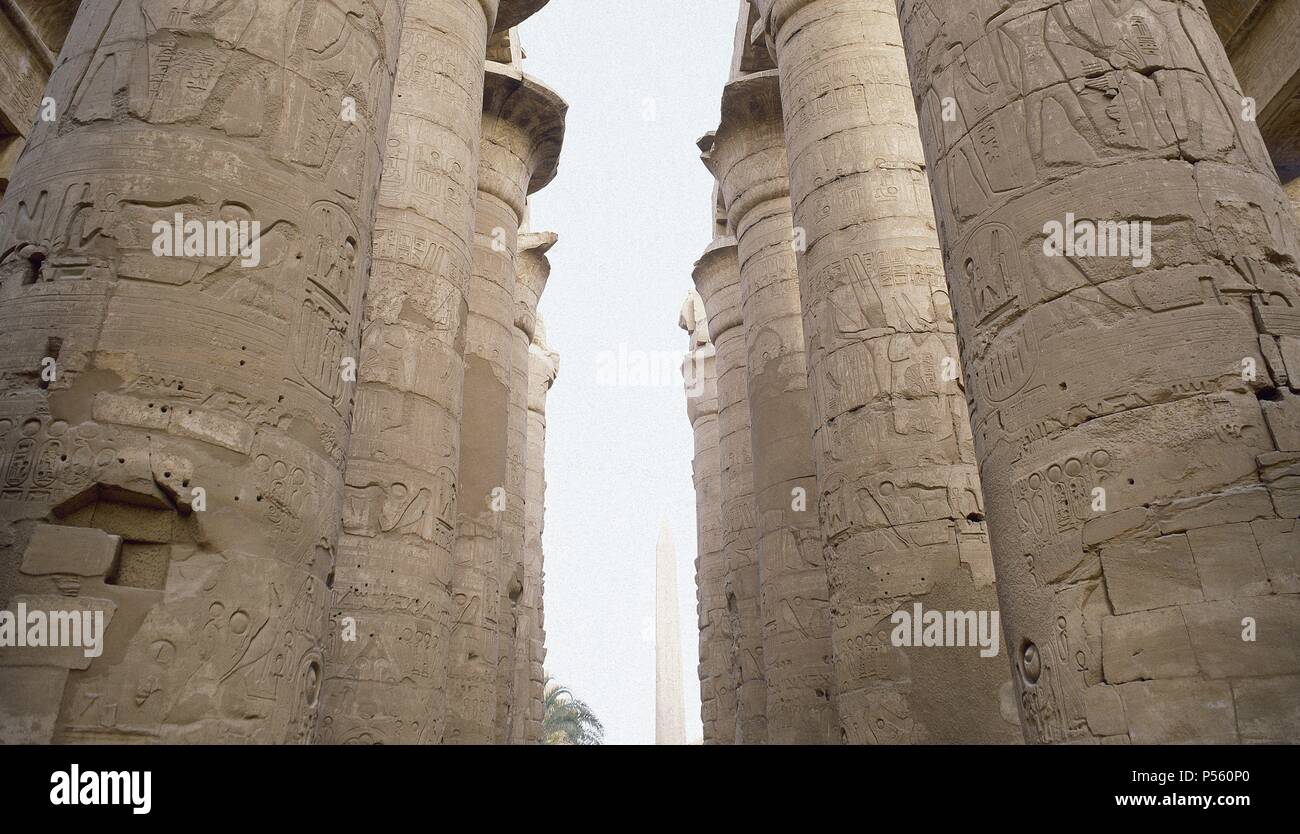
[655,518,687,745]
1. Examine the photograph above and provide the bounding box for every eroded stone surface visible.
[447,64,564,744]
[513,315,557,743]
[707,70,836,743]
[753,0,1018,743]
[497,228,552,742]
[320,0,495,747]
[896,0,1300,743]
[693,236,765,743]
[0,0,402,744]
[680,288,728,743]
[0,0,570,747]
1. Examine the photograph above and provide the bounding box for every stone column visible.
[0,0,400,743]
[707,71,835,743]
[752,0,1018,743]
[898,0,1300,743]
[518,316,558,743]
[679,289,728,744]
[499,227,553,742]
[447,64,564,744]
[319,0,499,748]
[692,235,763,744]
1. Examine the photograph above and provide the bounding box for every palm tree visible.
[541,676,604,745]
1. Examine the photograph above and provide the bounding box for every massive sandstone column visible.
[898,0,1300,742]
[322,0,499,748]
[513,314,557,743]
[692,235,763,743]
[498,227,553,741]
[679,289,728,744]
[0,0,400,743]
[707,71,835,743]
[752,0,1018,743]
[448,63,564,743]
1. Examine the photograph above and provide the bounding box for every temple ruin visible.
[0,0,1297,745]
[0,0,563,744]
[683,0,1300,744]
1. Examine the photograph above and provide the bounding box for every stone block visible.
[1253,518,1300,592]
[1117,679,1238,743]
[1101,533,1203,614]
[1261,395,1300,450]
[0,667,69,744]
[1183,596,1300,678]
[1259,335,1288,387]
[1186,522,1272,601]
[1082,507,1148,548]
[1258,451,1300,517]
[1155,487,1274,534]
[90,502,175,544]
[0,595,117,670]
[92,392,170,430]
[1102,607,1198,684]
[1083,684,1128,736]
[1233,675,1300,743]
[1280,335,1300,390]
[20,523,120,577]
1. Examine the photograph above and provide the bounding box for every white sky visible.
[521,1,739,744]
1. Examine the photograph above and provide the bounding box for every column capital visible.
[707,70,788,236]
[748,0,827,41]
[680,290,719,423]
[495,0,549,33]
[515,231,557,339]
[714,70,783,153]
[692,237,743,343]
[480,65,568,213]
[527,318,559,415]
[679,288,711,348]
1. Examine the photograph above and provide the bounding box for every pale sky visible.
[521,1,739,744]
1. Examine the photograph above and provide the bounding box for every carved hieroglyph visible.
[320,0,499,747]
[0,0,401,743]
[680,288,728,744]
[514,314,557,743]
[707,71,836,743]
[752,0,1019,743]
[898,0,1300,742]
[692,236,764,743]
[499,227,553,741]
[448,64,564,743]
